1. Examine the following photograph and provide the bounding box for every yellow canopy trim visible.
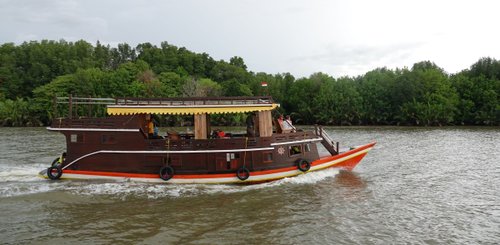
[107,104,279,115]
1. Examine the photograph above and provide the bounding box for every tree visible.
[394,62,458,125]
[229,56,247,70]
[314,76,363,125]
[452,58,499,125]
[181,78,222,97]
[0,98,40,126]
[356,68,397,124]
[286,73,326,124]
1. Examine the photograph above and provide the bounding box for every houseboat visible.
[39,96,376,184]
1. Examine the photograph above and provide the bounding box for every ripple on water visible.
[1,127,499,244]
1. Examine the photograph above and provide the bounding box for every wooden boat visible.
[39,96,375,184]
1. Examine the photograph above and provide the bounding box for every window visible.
[289,145,302,156]
[70,134,83,143]
[263,151,273,163]
[304,143,311,152]
[226,153,240,162]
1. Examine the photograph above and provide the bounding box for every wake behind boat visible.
[39,96,375,184]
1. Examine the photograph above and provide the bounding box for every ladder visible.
[314,125,339,155]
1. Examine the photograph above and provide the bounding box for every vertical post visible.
[88,96,92,117]
[68,94,73,119]
[194,113,207,139]
[258,110,273,137]
[206,115,211,138]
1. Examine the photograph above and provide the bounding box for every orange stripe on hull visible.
[63,166,300,180]
[329,152,368,171]
[312,142,375,166]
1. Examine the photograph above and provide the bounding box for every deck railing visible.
[113,96,274,106]
[53,95,275,119]
[50,116,139,129]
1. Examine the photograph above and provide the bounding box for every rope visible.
[122,114,136,126]
[243,137,248,168]
[165,139,170,166]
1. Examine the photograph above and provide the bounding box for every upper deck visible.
[107,96,279,115]
[50,96,278,138]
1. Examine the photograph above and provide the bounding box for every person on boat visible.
[246,113,255,137]
[276,114,289,133]
[280,114,292,130]
[52,152,66,167]
[147,115,154,138]
[285,115,296,132]
[153,124,160,138]
[277,114,285,129]
[217,130,226,138]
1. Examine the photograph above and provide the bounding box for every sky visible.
[1,0,499,78]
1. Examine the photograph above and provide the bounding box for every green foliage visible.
[0,39,498,126]
[356,68,396,124]
[451,58,500,125]
[393,62,458,126]
[314,77,363,125]
[229,56,247,70]
[285,73,325,124]
[181,78,222,97]
[0,98,40,126]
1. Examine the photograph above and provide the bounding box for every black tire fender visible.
[297,159,311,172]
[236,167,250,181]
[159,166,175,181]
[47,166,62,180]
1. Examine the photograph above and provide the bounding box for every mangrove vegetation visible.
[0,40,498,126]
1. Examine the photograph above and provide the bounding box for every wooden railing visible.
[50,116,139,129]
[114,96,274,106]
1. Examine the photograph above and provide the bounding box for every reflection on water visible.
[0,127,499,244]
[334,170,367,188]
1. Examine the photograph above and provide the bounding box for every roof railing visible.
[54,95,275,119]
[113,96,274,106]
[55,96,116,105]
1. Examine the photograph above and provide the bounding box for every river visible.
[0,127,499,244]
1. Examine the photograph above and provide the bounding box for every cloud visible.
[0,0,108,42]
[288,41,424,77]
[1,0,499,78]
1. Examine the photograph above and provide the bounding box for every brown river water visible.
[0,127,499,244]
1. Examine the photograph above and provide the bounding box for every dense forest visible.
[0,40,498,126]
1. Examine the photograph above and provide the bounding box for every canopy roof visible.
[106,97,279,115]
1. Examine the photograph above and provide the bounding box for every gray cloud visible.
[0,0,499,78]
[287,41,426,77]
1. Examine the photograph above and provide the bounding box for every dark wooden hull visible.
[40,116,375,184]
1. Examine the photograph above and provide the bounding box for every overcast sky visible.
[1,0,499,78]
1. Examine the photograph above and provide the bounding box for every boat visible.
[39,96,375,184]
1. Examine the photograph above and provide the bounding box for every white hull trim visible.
[270,137,323,146]
[47,127,140,132]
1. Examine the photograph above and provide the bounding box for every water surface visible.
[0,127,499,244]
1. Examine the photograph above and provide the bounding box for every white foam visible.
[0,182,56,197]
[0,164,47,182]
[0,166,341,199]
